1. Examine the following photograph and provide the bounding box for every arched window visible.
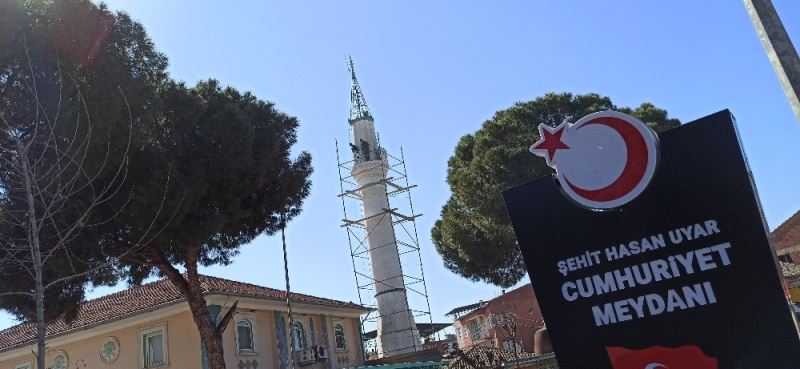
[292,322,307,350]
[334,322,347,351]
[237,319,254,352]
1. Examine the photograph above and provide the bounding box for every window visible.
[237,319,255,353]
[470,319,482,340]
[144,332,165,366]
[51,351,69,369]
[101,336,121,364]
[139,323,168,368]
[333,321,347,351]
[292,321,307,350]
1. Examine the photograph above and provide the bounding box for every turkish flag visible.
[606,345,717,369]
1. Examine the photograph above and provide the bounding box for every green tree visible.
[1,4,310,369]
[431,93,679,287]
[0,2,167,368]
[103,80,312,369]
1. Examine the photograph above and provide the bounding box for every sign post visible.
[503,110,800,369]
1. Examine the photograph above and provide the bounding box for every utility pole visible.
[281,212,295,369]
[745,0,800,123]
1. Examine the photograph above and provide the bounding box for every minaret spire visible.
[347,55,373,124]
[340,57,422,357]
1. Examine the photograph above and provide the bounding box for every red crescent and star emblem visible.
[530,111,660,210]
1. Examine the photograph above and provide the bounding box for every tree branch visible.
[216,300,239,334]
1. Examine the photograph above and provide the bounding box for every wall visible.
[223,309,277,369]
[222,309,364,369]
[0,310,201,369]
[0,306,365,369]
[453,319,469,349]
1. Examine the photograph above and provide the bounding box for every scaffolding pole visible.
[336,141,434,360]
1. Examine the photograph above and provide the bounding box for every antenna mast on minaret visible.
[347,55,373,123]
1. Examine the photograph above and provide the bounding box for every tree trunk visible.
[21,149,47,369]
[156,250,227,369]
[33,264,46,369]
[510,336,520,369]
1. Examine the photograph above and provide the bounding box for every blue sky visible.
[2,1,799,331]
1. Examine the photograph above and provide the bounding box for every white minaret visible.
[346,57,421,357]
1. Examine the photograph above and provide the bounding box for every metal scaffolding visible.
[336,141,434,359]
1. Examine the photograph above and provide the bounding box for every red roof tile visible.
[0,275,367,352]
[445,345,539,369]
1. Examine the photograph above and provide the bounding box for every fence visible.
[505,353,559,369]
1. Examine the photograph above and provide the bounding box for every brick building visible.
[445,284,543,353]
[771,211,800,304]
[772,211,800,264]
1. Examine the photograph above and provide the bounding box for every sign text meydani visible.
[556,219,731,326]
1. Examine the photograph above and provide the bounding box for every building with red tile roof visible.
[0,275,370,369]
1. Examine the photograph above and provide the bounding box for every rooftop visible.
[444,346,539,369]
[445,283,533,319]
[0,274,368,352]
[444,302,482,318]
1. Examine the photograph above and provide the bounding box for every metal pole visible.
[282,211,296,369]
[336,139,372,361]
[745,0,800,123]
[400,146,435,339]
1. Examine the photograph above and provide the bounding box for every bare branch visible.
[0,29,171,369]
[0,291,35,298]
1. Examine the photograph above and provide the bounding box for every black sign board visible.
[503,110,800,369]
